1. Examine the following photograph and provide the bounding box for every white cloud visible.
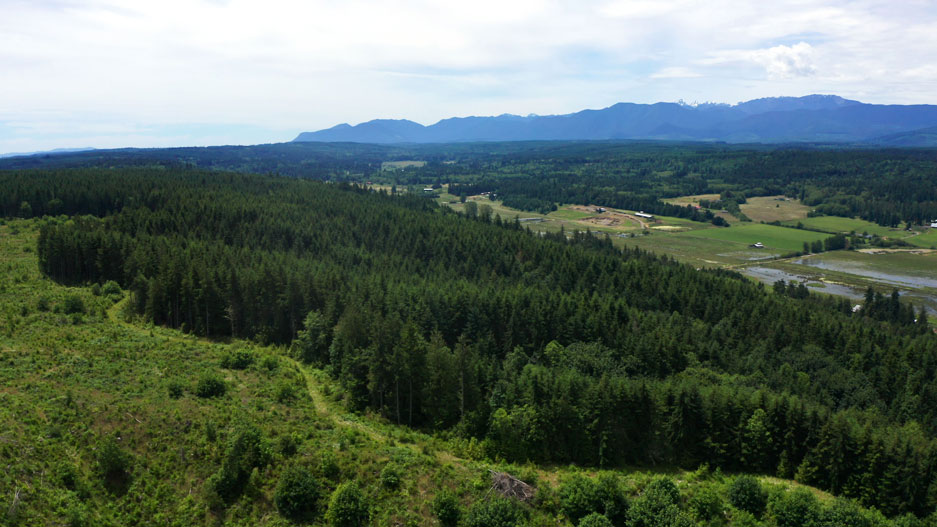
[650,67,702,79]
[1,0,937,152]
[751,43,817,78]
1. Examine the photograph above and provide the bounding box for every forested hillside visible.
[4,142,937,227]
[4,167,937,520]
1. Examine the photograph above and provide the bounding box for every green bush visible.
[688,486,724,522]
[96,436,131,479]
[728,476,767,517]
[102,280,121,296]
[626,477,690,527]
[770,488,820,527]
[63,294,85,315]
[206,426,271,505]
[167,380,184,399]
[275,464,320,522]
[221,349,254,370]
[580,513,614,527]
[431,489,461,527]
[195,374,226,398]
[325,482,370,527]
[379,463,401,490]
[275,381,297,404]
[463,498,527,527]
[277,434,299,457]
[559,473,628,525]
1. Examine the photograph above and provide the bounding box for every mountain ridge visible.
[294,95,937,145]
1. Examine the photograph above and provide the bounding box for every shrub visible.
[221,349,254,370]
[580,513,614,527]
[63,294,85,315]
[319,451,341,481]
[431,489,461,527]
[626,477,689,527]
[728,476,767,517]
[206,426,271,505]
[379,463,401,490]
[463,498,527,527]
[195,374,226,398]
[688,486,724,522]
[277,434,299,457]
[770,488,820,527]
[102,280,122,296]
[275,464,320,522]
[276,381,297,404]
[167,380,184,399]
[325,482,370,527]
[96,436,131,479]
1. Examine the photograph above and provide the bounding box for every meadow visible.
[782,216,898,237]
[679,223,829,253]
[739,196,811,223]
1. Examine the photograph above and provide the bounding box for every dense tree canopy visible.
[3,165,937,517]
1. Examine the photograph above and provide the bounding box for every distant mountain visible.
[871,126,937,147]
[294,95,937,144]
[0,147,95,159]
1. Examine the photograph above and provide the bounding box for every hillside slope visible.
[0,218,919,527]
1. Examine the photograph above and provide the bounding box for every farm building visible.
[931,220,937,228]
[750,242,765,249]
[635,211,654,219]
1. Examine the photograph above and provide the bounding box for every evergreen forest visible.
[3,161,937,526]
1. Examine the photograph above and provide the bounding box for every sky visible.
[2,0,937,154]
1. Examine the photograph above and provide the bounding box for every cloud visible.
[2,1,937,152]
[650,67,703,79]
[751,42,817,78]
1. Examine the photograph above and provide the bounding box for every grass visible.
[680,223,829,253]
[740,196,811,223]
[548,208,597,220]
[782,216,897,237]
[618,232,782,267]
[381,160,426,170]
[662,193,720,206]
[907,228,937,248]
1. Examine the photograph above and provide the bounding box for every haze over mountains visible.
[294,95,937,146]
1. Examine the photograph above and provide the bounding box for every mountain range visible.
[294,95,937,145]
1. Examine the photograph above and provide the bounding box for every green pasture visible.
[681,223,829,253]
[740,196,810,223]
[907,229,937,248]
[783,216,897,237]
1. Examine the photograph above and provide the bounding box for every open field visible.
[782,216,898,237]
[381,160,426,170]
[907,228,937,248]
[662,193,720,206]
[681,223,829,253]
[740,195,811,223]
[618,232,784,267]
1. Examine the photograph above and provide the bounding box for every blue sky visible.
[2,0,937,153]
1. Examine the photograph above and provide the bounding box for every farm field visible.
[907,228,937,248]
[381,160,426,170]
[782,216,898,237]
[680,223,829,253]
[739,196,811,223]
[618,232,782,267]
